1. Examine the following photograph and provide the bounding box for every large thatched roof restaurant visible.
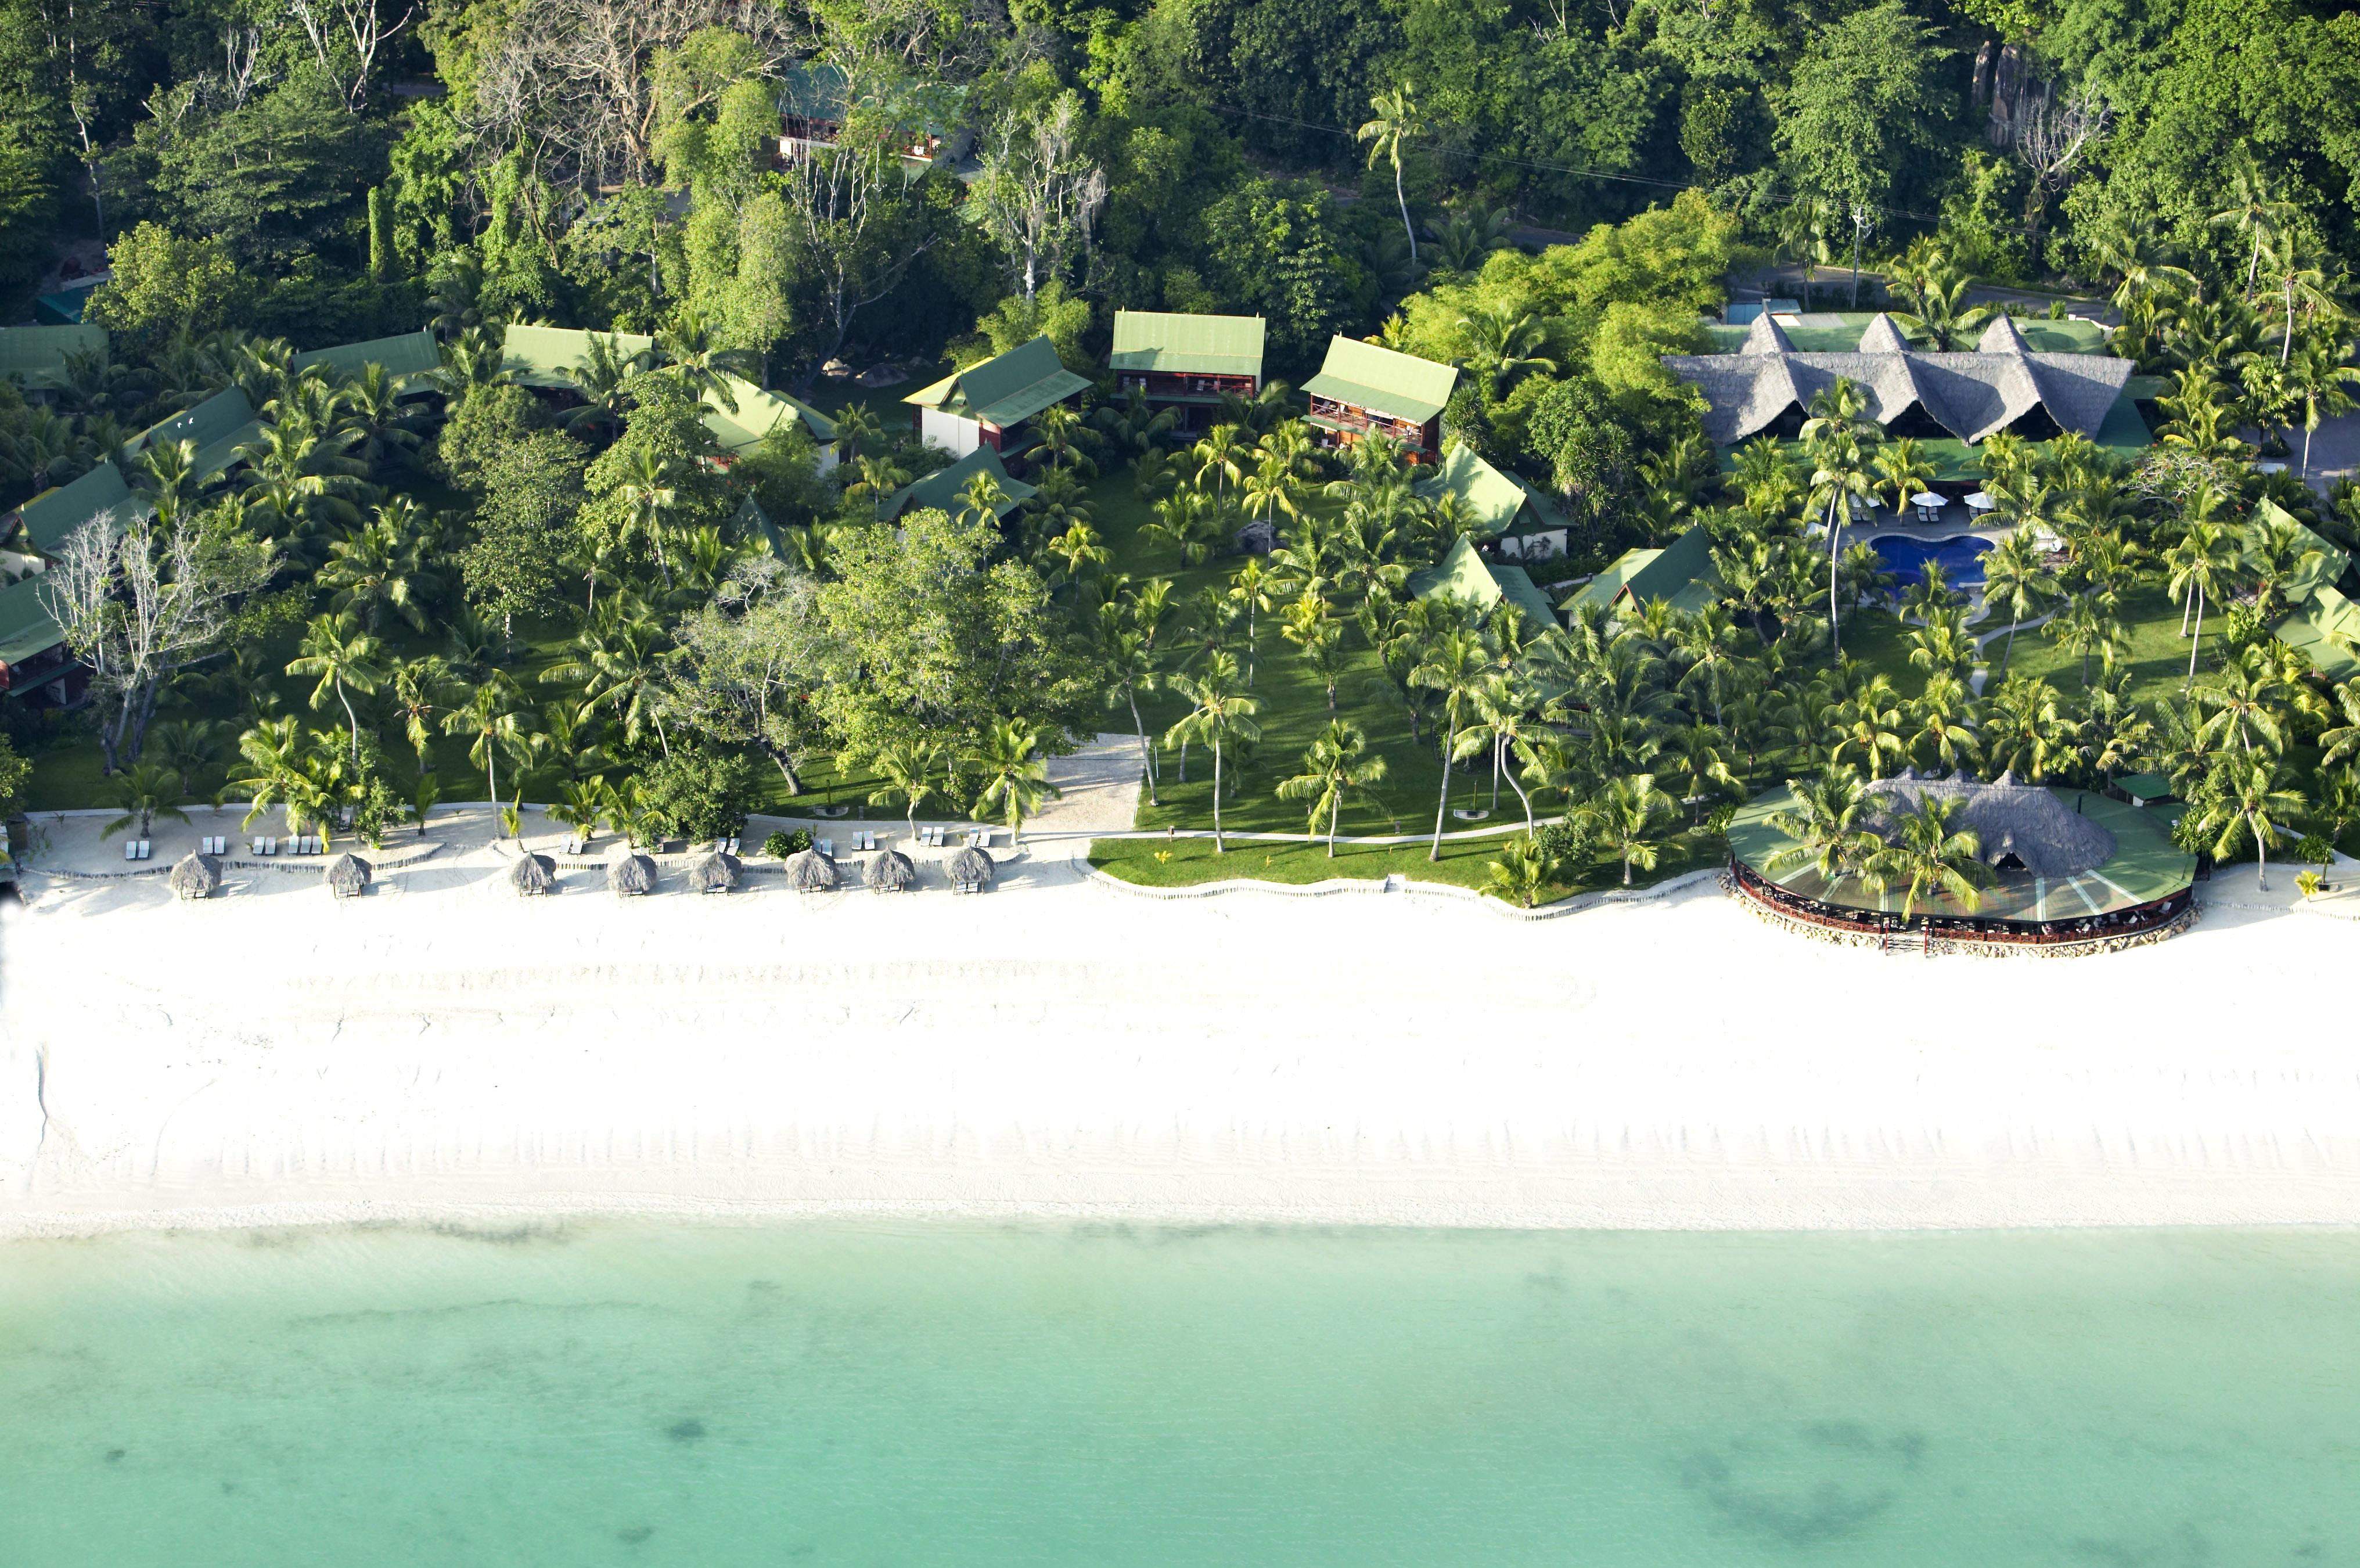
[1724,773,2197,954]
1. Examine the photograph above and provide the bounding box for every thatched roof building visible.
[947,847,994,889]
[1663,313,2135,447]
[608,853,657,897]
[1863,772,2116,877]
[784,847,839,891]
[510,853,557,896]
[169,852,220,902]
[324,853,372,898]
[687,851,742,894]
[866,849,918,891]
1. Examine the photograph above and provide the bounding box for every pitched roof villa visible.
[1664,313,2135,447]
[1301,337,1458,463]
[905,336,1090,456]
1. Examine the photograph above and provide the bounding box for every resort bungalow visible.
[1416,443,1570,560]
[702,375,841,476]
[2258,500,2360,681]
[903,336,1090,459]
[0,323,107,398]
[0,574,74,706]
[1566,524,1719,618]
[1301,337,1458,465]
[1410,535,1560,630]
[500,325,656,390]
[1107,311,1265,430]
[880,445,1035,523]
[776,62,966,172]
[501,328,839,470]
[295,329,442,397]
[120,388,261,485]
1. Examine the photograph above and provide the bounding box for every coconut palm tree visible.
[1411,623,1496,861]
[545,612,673,755]
[1031,402,1099,477]
[286,613,388,767]
[1863,794,1984,918]
[232,717,334,836]
[1483,833,1556,908]
[1276,720,1390,855]
[1097,623,1163,804]
[1910,671,1983,774]
[1586,773,1676,887]
[2166,519,2241,692]
[1765,767,1877,886]
[563,332,654,438]
[655,310,758,407]
[1357,84,1425,263]
[102,763,192,840]
[963,720,1061,847]
[1977,531,2053,673]
[866,736,948,840]
[2287,336,2360,477]
[1226,557,1280,686]
[2196,646,2291,757]
[442,678,534,835]
[1164,652,1260,850]
[2319,677,2360,775]
[1980,672,2070,780]
[1191,424,1249,516]
[1456,301,1559,399]
[1825,672,1908,779]
[382,656,458,774]
[1803,381,1879,654]
[321,498,442,632]
[1146,486,1226,567]
[614,445,681,588]
[2197,757,2305,890]
[2210,147,2296,298]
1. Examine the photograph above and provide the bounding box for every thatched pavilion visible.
[608,853,657,897]
[947,846,994,891]
[784,847,839,892]
[866,849,918,891]
[169,852,220,902]
[323,853,371,898]
[510,853,557,896]
[687,851,742,894]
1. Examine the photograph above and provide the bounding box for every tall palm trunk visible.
[2186,587,2207,691]
[1827,493,1844,655]
[1128,692,1157,805]
[484,746,499,833]
[1394,159,1416,264]
[1211,740,1225,853]
[1327,793,1342,858]
[1430,713,1459,862]
[337,678,362,765]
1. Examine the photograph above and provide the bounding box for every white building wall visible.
[920,409,981,457]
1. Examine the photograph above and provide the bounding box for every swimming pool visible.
[1870,534,1990,588]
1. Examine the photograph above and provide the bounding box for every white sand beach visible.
[5,745,2359,1236]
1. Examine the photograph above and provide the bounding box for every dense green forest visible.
[2,0,2358,905]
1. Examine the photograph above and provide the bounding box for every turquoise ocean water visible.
[2,1221,2356,1566]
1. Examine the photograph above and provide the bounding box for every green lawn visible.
[1840,582,2212,713]
[1089,823,1723,902]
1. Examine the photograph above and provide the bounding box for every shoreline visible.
[7,807,2360,1241]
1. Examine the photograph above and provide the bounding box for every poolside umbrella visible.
[687,851,742,894]
[509,852,557,897]
[866,848,918,892]
[783,847,839,892]
[324,852,372,898]
[608,853,657,897]
[169,852,221,902]
[947,847,994,890]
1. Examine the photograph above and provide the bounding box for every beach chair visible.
[124,839,139,861]
[817,837,834,857]
[138,840,152,860]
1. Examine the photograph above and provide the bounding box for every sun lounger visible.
[138,840,152,860]
[124,840,138,861]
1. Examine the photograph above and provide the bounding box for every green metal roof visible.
[883,445,1035,520]
[0,324,107,390]
[702,376,837,451]
[1108,311,1266,378]
[2249,499,2348,603]
[1699,312,2112,355]
[1416,444,1556,537]
[1568,525,1717,614]
[1300,337,1458,424]
[0,574,62,670]
[1566,549,1656,612]
[2277,582,2360,681]
[904,336,1089,429]
[296,329,440,387]
[2116,772,2174,803]
[501,325,655,390]
[12,461,132,553]
[1408,535,1559,628]
[124,389,260,481]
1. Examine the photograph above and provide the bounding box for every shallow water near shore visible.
[2,1221,2355,1567]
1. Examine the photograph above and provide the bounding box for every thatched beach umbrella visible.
[947,846,994,890]
[783,847,839,892]
[324,852,371,898]
[608,853,657,897]
[170,852,221,902]
[510,852,557,897]
[687,851,742,894]
[866,848,918,892]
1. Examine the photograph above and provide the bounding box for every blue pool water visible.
[1870,534,1988,587]
[2,1220,2358,1567]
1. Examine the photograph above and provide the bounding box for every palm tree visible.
[1228,557,1280,685]
[866,736,947,840]
[1031,402,1099,477]
[1411,624,1495,861]
[831,404,887,463]
[1280,594,1347,710]
[563,332,653,438]
[545,613,674,756]
[1872,439,1936,518]
[1977,531,2053,672]
[1910,671,1983,774]
[2166,520,2241,691]
[1586,774,1675,887]
[1276,720,1390,855]
[386,656,458,773]
[2319,677,2360,775]
[1456,302,1558,398]
[2196,646,2291,757]
[321,498,442,632]
[963,721,1060,847]
[1191,425,1249,516]
[1357,84,1425,263]
[1863,794,1984,918]
[102,763,191,840]
[1803,380,1879,654]
[232,717,333,837]
[2287,336,2360,477]
[655,310,758,406]
[1098,624,1162,804]
[1980,672,2071,781]
[2209,148,2295,299]
[2197,757,2305,890]
[1164,650,1260,852]
[615,445,681,587]
[286,613,388,767]
[1826,672,1908,779]
[1765,767,1877,887]
[1482,834,1556,908]
[442,679,533,835]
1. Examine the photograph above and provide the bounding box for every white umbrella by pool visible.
[1910,491,1947,519]
[1962,491,1997,515]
